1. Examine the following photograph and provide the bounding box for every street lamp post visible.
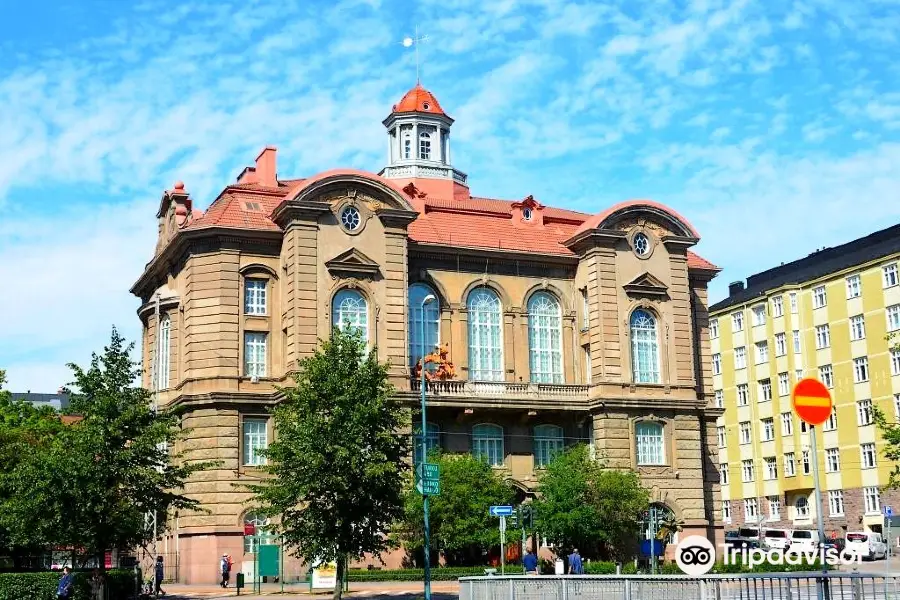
[419,294,436,600]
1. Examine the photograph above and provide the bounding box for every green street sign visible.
[416,462,440,481]
[416,478,440,495]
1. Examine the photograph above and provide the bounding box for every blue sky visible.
[1,0,899,391]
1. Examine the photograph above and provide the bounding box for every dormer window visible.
[423,102,430,111]
[523,207,533,221]
[419,131,431,160]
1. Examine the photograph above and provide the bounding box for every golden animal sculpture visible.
[413,343,456,381]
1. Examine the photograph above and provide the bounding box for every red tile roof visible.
[392,84,447,116]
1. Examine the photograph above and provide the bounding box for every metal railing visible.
[410,379,590,398]
[459,573,900,599]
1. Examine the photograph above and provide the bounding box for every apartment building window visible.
[829,490,845,516]
[742,459,755,482]
[824,408,837,431]
[861,443,877,469]
[472,424,504,466]
[714,389,723,408]
[759,379,772,402]
[732,311,744,332]
[584,346,591,383]
[802,450,810,475]
[819,364,834,388]
[156,315,170,390]
[775,333,787,357]
[467,288,503,381]
[795,497,810,519]
[846,274,861,299]
[242,417,268,466]
[825,448,840,473]
[244,278,267,315]
[764,456,778,479]
[717,426,726,448]
[581,288,589,330]
[739,421,752,444]
[720,463,729,485]
[735,346,747,369]
[784,452,796,476]
[885,263,899,288]
[815,325,830,349]
[896,394,900,421]
[772,296,784,317]
[778,372,790,396]
[333,289,369,344]
[712,353,722,375]
[529,292,564,384]
[746,498,759,520]
[737,383,749,406]
[769,496,781,520]
[813,286,827,309]
[756,341,769,364]
[630,309,660,384]
[414,422,441,464]
[891,349,900,376]
[533,424,564,468]
[244,332,267,378]
[635,422,666,466]
[795,368,804,381]
[793,330,801,354]
[853,356,869,383]
[790,292,798,314]
[858,399,873,426]
[849,315,866,341]
[865,486,881,514]
[710,317,719,339]
[752,304,767,326]
[723,501,732,523]
[762,418,775,441]
[408,283,441,368]
[888,305,900,332]
[781,412,793,436]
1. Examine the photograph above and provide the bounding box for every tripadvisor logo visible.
[675,535,716,575]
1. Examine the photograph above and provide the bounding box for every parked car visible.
[845,532,888,560]
[763,529,792,550]
[735,526,762,549]
[789,529,821,552]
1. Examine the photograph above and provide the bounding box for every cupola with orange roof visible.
[379,83,469,201]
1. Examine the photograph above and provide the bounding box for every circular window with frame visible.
[523,207,533,221]
[340,205,362,232]
[633,231,652,257]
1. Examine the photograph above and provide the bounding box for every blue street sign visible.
[886,506,893,517]
[489,505,514,517]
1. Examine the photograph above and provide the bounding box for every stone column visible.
[387,126,393,163]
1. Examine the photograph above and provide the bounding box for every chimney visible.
[728,281,745,296]
[255,146,277,187]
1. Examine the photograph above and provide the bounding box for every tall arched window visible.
[414,422,440,464]
[472,423,504,466]
[641,503,676,543]
[467,288,503,381]
[403,130,412,159]
[630,309,660,383]
[533,424,564,468]
[243,512,270,553]
[408,284,440,367]
[332,289,368,344]
[635,421,665,465]
[419,131,432,160]
[156,315,170,390]
[528,292,563,383]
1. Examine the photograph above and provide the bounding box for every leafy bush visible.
[0,569,134,600]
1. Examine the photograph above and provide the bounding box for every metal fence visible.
[459,573,900,600]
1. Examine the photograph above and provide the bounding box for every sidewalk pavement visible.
[158,580,459,599]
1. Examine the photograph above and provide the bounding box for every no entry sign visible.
[792,378,833,426]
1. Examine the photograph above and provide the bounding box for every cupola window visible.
[419,131,432,160]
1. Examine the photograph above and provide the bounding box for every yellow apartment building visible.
[710,224,900,537]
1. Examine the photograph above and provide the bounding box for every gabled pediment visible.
[325,247,381,278]
[623,272,668,297]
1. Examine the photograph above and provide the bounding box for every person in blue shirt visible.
[154,556,165,596]
[523,549,539,575]
[56,567,74,600]
[567,548,584,575]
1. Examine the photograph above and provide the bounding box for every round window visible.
[523,207,533,221]
[423,102,430,110]
[340,206,361,231]
[633,232,651,256]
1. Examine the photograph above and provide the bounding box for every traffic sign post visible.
[489,505,513,517]
[416,463,441,495]
[490,506,513,575]
[792,378,833,600]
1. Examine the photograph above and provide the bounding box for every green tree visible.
[397,452,516,566]
[1,328,212,572]
[247,327,409,600]
[875,331,900,488]
[533,444,649,560]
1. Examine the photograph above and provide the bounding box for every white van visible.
[763,529,792,550]
[789,529,821,552]
[845,532,888,560]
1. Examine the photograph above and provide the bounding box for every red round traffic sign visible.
[791,378,833,426]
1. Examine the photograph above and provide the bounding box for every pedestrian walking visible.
[56,566,74,600]
[154,555,165,596]
[220,553,231,588]
[567,548,584,575]
[90,568,105,600]
[523,548,539,575]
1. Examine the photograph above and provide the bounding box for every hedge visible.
[0,569,134,600]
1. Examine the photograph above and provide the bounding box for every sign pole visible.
[809,426,827,600]
[419,296,434,600]
[500,516,506,575]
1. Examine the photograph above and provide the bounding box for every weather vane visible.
[402,25,429,84]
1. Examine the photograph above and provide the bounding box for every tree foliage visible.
[247,327,409,600]
[533,445,649,560]
[397,452,516,566]
[875,331,900,488]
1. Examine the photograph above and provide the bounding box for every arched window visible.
[635,421,665,465]
[467,288,503,381]
[408,284,440,367]
[472,423,504,466]
[641,503,676,543]
[243,512,270,553]
[156,315,170,390]
[403,130,412,159]
[528,292,563,383]
[414,422,440,464]
[795,496,809,518]
[630,309,660,383]
[419,131,432,160]
[533,424,564,468]
[332,289,368,344]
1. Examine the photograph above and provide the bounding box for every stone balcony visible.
[406,379,590,410]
